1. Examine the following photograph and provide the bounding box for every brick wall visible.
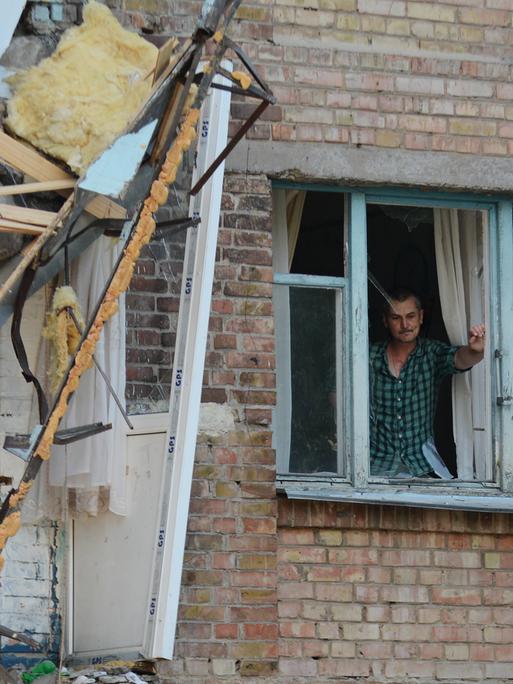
[12,0,513,680]
[157,173,279,681]
[225,0,513,157]
[277,501,513,682]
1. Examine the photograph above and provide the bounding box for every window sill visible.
[277,477,513,513]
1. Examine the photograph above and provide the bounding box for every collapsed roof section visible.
[6,2,159,175]
[0,0,274,634]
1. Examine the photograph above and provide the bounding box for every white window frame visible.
[273,183,513,512]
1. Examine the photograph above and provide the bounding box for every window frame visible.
[273,182,513,512]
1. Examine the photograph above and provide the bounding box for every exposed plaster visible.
[198,402,236,437]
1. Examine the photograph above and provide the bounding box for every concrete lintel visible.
[226,140,513,196]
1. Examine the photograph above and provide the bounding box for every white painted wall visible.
[0,291,58,652]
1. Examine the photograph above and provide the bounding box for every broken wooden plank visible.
[0,178,76,196]
[0,130,69,181]
[0,203,57,226]
[0,194,74,303]
[0,131,127,220]
[0,219,45,235]
[153,36,179,85]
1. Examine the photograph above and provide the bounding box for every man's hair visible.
[382,288,422,316]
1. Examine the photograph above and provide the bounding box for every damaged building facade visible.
[3,0,513,683]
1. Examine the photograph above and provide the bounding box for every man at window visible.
[369,290,485,478]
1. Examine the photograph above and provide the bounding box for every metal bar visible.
[190,99,269,195]
[215,65,275,101]
[0,624,39,650]
[209,80,273,100]
[223,36,274,96]
[53,422,112,445]
[67,307,133,430]
[156,216,201,229]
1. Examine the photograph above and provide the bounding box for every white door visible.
[72,418,166,657]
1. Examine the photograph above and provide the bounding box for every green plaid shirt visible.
[369,338,464,477]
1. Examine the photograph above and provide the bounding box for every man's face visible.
[383,297,423,344]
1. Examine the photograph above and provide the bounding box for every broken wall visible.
[0,292,61,665]
[8,0,513,681]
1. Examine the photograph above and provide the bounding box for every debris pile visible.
[61,665,157,684]
[7,662,157,684]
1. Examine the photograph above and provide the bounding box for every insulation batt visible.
[6,1,158,174]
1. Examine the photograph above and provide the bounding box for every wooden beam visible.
[153,36,179,85]
[0,131,126,220]
[0,179,75,196]
[0,194,74,304]
[0,219,45,235]
[0,130,69,182]
[0,203,57,226]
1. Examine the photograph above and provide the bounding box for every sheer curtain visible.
[272,188,306,472]
[285,190,306,270]
[26,236,128,519]
[434,208,489,480]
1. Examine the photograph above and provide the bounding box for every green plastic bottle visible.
[21,660,57,683]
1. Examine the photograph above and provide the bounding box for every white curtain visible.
[434,209,488,480]
[286,190,306,270]
[26,236,128,519]
[272,189,306,472]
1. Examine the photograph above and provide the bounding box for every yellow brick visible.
[336,14,359,30]
[361,15,386,32]
[232,643,275,659]
[434,23,459,40]
[460,26,483,42]
[275,0,318,6]
[215,482,239,497]
[295,7,335,26]
[235,6,269,20]
[319,0,355,8]
[449,120,497,137]
[194,589,212,603]
[317,530,343,545]
[420,39,466,53]
[241,589,275,602]
[484,553,500,569]
[386,18,410,35]
[327,30,366,44]
[194,464,221,479]
[240,501,275,515]
[239,555,277,570]
[376,130,402,147]
[335,110,353,125]
[408,2,456,22]
[240,662,278,677]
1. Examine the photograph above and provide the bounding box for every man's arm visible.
[454,324,486,370]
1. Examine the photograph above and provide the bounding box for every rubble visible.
[7,664,157,684]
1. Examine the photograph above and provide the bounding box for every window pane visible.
[366,203,492,481]
[288,285,343,475]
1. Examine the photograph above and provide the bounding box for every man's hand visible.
[455,323,485,370]
[468,324,486,354]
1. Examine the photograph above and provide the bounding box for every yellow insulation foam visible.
[43,285,86,393]
[9,482,32,509]
[6,1,158,174]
